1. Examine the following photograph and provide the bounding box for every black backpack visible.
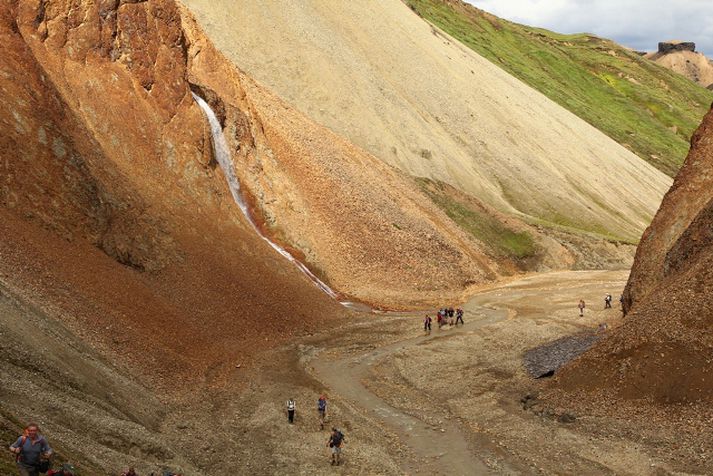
[331,431,344,447]
[37,460,50,473]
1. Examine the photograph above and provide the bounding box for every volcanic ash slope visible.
[181,0,672,243]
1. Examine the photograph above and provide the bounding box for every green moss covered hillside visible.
[405,0,713,176]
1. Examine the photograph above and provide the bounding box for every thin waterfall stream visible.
[191,93,364,310]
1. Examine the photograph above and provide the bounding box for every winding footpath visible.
[312,306,507,475]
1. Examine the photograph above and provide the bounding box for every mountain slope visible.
[1,0,508,471]
[555,104,713,404]
[3,0,535,313]
[404,0,713,176]
[181,0,671,245]
[646,41,713,89]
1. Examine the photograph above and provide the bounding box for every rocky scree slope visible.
[0,0,495,471]
[555,104,713,404]
[0,0,520,317]
[405,0,713,177]
[182,0,671,247]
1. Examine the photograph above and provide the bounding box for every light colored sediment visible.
[181,0,672,243]
[647,49,713,87]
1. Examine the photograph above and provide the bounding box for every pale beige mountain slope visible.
[181,0,671,242]
[647,49,713,88]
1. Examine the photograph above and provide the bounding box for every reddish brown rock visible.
[623,106,713,313]
[1,0,513,391]
[554,105,713,403]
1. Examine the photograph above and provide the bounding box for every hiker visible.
[423,315,432,334]
[318,395,328,430]
[578,299,586,317]
[436,312,443,329]
[48,463,77,476]
[449,311,455,327]
[455,308,464,325]
[604,293,612,309]
[287,398,296,424]
[9,422,53,476]
[619,294,625,309]
[120,468,138,476]
[327,427,345,466]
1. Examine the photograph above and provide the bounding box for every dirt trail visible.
[312,303,510,474]
[309,271,634,474]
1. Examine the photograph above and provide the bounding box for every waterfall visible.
[192,93,361,308]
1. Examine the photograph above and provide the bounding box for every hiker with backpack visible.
[578,299,586,317]
[287,398,296,424]
[326,428,345,466]
[317,395,328,430]
[455,308,464,325]
[9,423,53,476]
[604,293,612,309]
[423,315,432,334]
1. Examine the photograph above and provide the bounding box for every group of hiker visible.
[9,404,343,473]
[286,394,346,466]
[423,307,464,333]
[577,293,625,317]
[576,293,625,334]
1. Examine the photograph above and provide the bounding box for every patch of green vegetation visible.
[404,0,713,176]
[417,178,536,259]
[532,212,635,244]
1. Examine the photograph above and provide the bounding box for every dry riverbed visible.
[291,270,706,475]
[6,270,702,475]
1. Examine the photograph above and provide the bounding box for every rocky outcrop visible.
[658,41,696,53]
[647,41,713,87]
[554,104,713,403]
[622,105,713,313]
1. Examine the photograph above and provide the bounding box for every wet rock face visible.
[658,41,696,53]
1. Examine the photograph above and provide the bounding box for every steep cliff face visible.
[623,106,713,313]
[555,106,713,403]
[3,0,356,384]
